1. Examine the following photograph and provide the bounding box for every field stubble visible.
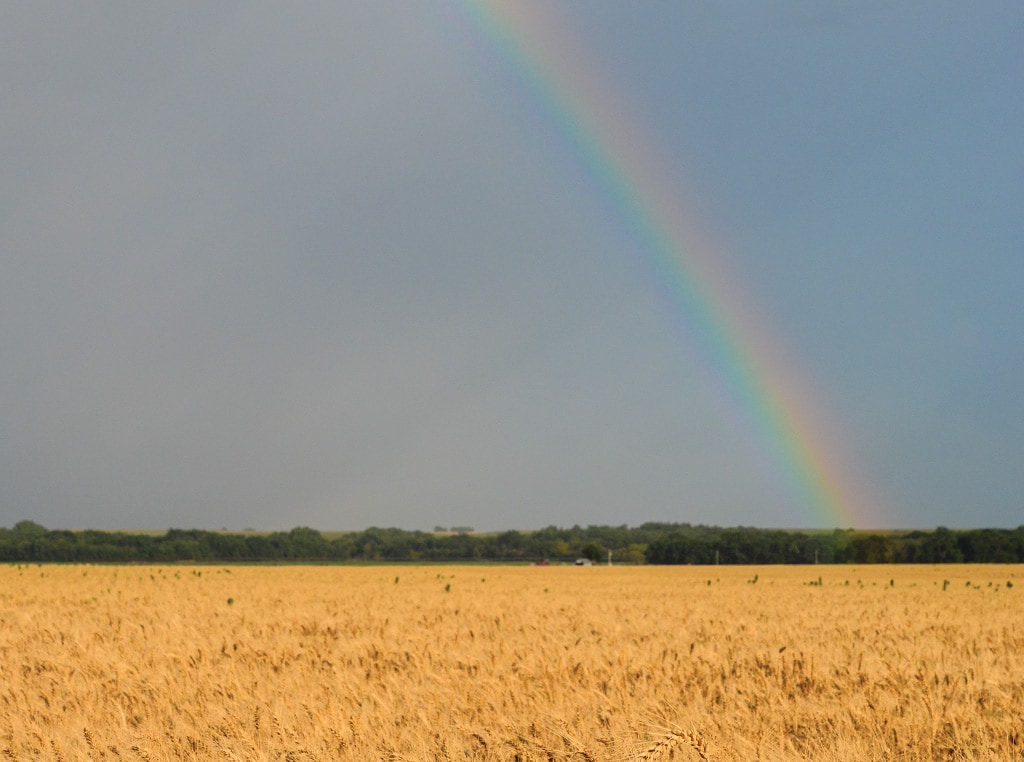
[1,564,1022,761]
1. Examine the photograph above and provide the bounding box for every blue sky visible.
[2,2,1021,531]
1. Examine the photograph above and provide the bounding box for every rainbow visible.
[457,1,877,528]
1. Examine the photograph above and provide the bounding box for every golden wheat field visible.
[1,563,1022,761]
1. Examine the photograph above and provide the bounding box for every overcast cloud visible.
[2,2,1021,531]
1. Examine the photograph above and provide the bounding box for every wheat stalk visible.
[634,729,709,761]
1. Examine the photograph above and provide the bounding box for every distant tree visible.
[920,526,963,563]
[619,544,647,564]
[581,542,605,563]
[850,534,898,564]
[207,532,249,560]
[12,520,48,538]
[288,527,328,558]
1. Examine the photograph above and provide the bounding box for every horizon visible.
[10,521,1023,535]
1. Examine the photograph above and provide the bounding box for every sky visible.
[2,2,1021,532]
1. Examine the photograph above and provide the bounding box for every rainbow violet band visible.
[457,0,877,529]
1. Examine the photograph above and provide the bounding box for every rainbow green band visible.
[459,1,876,528]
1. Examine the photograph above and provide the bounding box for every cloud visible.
[2,3,1021,531]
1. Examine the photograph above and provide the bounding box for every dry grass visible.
[1,564,1022,760]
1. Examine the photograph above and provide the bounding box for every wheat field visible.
[1,563,1022,760]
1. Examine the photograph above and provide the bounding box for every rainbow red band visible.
[459,0,878,529]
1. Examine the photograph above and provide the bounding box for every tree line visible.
[1,521,1023,564]
[643,525,1024,564]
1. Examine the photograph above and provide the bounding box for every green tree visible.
[581,542,605,563]
[12,520,48,538]
[850,534,898,564]
[920,527,963,563]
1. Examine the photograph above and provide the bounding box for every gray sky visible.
[2,2,1021,531]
